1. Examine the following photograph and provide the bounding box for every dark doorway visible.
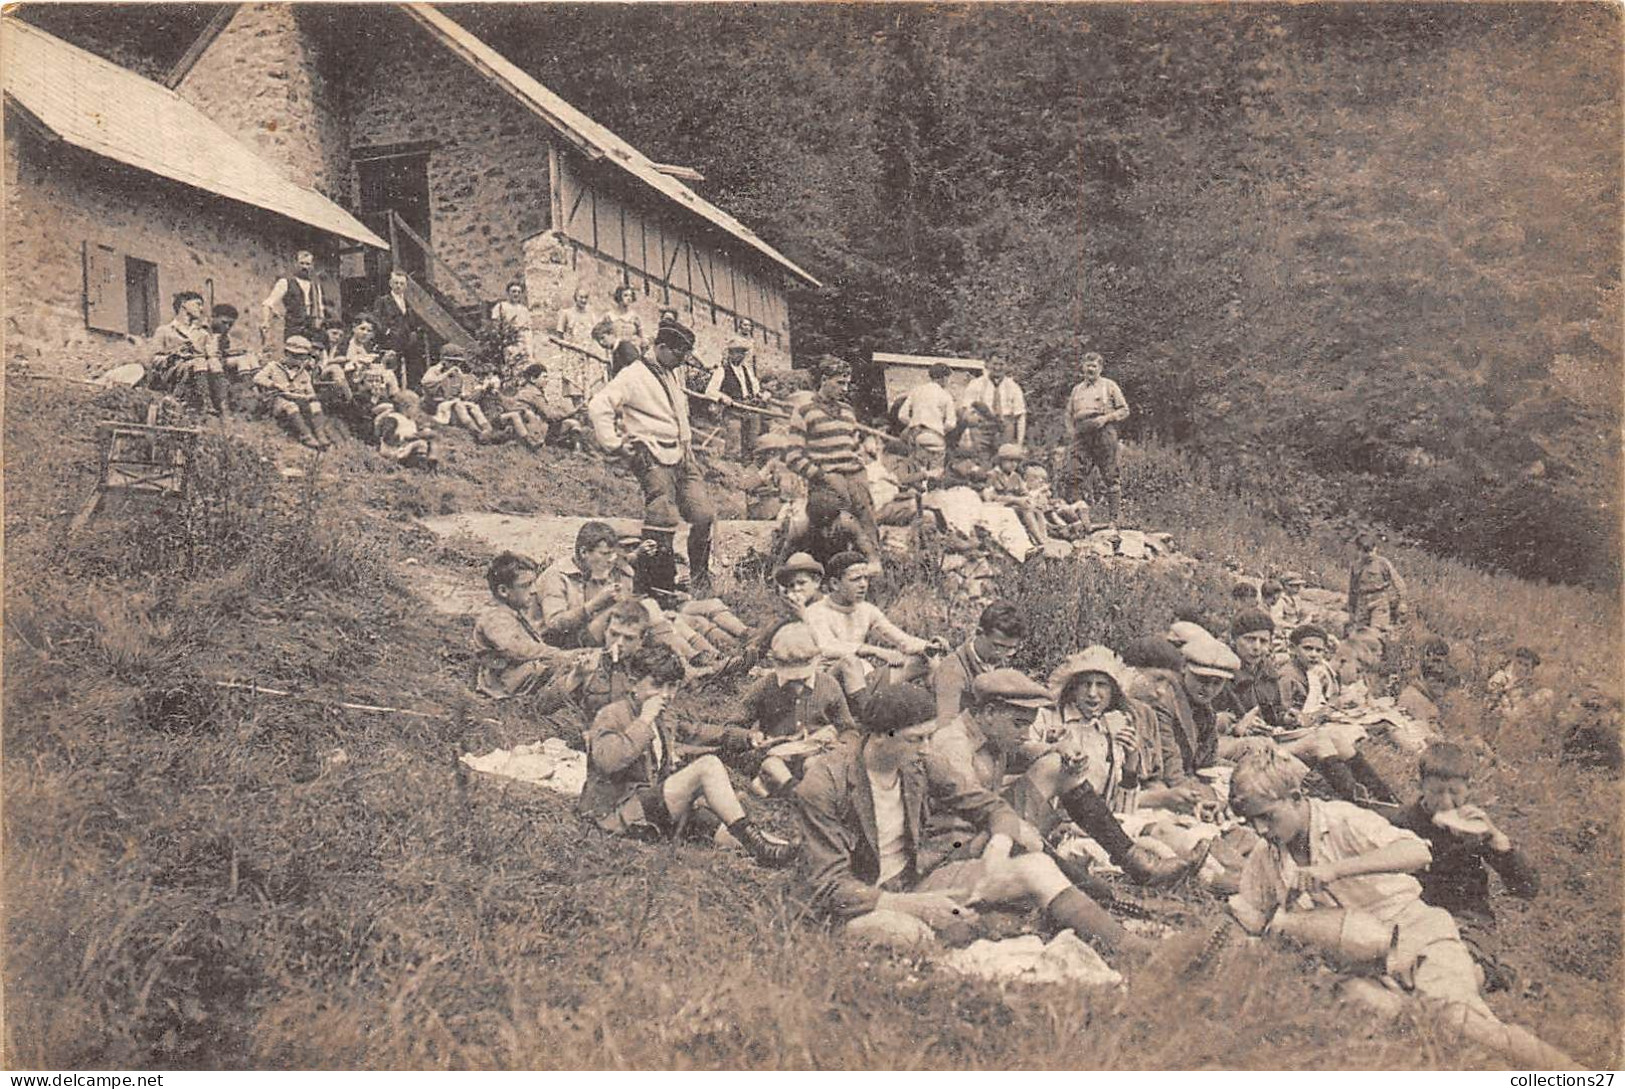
[354,149,432,302]
[124,256,159,338]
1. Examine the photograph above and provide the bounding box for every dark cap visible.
[654,320,696,353]
[858,683,938,735]
[1231,610,1275,638]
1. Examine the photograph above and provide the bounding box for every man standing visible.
[900,363,959,447]
[704,317,765,460]
[958,351,1027,456]
[588,318,716,598]
[373,269,428,392]
[1347,532,1407,636]
[786,356,882,562]
[260,249,327,352]
[1065,351,1130,525]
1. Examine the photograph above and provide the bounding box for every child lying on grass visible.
[1226,749,1574,1069]
[576,643,794,868]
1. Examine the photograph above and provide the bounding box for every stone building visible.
[168,3,818,373]
[2,18,386,372]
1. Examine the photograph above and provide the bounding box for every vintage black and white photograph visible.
[2,0,1620,1072]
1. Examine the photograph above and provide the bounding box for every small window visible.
[124,257,159,338]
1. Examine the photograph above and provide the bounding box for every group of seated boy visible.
[465,527,1581,1066]
[143,291,587,465]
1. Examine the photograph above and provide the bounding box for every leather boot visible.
[284,408,319,448]
[727,818,796,868]
[1044,887,1150,957]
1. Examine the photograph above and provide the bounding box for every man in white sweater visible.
[588,319,714,597]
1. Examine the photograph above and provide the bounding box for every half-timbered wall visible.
[550,149,792,369]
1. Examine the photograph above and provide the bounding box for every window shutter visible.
[83,242,127,334]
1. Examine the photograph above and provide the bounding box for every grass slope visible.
[3,376,1618,1069]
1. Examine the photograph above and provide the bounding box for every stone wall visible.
[522,230,793,380]
[346,19,554,305]
[175,4,351,202]
[4,127,340,376]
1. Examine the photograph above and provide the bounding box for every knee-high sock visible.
[1044,887,1135,953]
[1058,783,1136,865]
[687,520,713,586]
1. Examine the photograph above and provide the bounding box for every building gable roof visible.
[399,4,820,289]
[1,18,387,250]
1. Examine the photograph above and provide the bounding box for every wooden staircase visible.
[385,210,481,347]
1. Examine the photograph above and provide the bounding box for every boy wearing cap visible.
[786,357,881,562]
[982,443,1047,545]
[794,683,1148,956]
[1390,742,1538,993]
[1064,351,1129,524]
[706,622,856,796]
[254,335,334,450]
[1021,651,1203,885]
[1348,534,1407,635]
[588,318,716,598]
[805,552,946,702]
[1137,635,1275,815]
[421,344,497,441]
[1226,750,1572,1068]
[1277,572,1311,628]
[579,643,794,868]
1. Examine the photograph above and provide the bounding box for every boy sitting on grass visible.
[981,443,1048,545]
[1389,742,1538,993]
[794,683,1149,957]
[804,552,947,704]
[372,402,437,470]
[577,643,795,868]
[1226,750,1573,1069]
[717,622,857,797]
[473,551,587,699]
[1022,464,1090,540]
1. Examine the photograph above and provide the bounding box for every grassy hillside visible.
[4,375,1618,1069]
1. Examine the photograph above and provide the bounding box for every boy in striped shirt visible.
[787,356,881,561]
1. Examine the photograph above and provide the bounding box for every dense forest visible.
[21,3,1623,586]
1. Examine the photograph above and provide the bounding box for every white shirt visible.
[901,382,958,437]
[869,768,908,886]
[804,599,926,659]
[556,306,594,344]
[959,374,1027,420]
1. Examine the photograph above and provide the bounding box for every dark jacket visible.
[793,738,1021,920]
[1391,800,1539,928]
[577,698,675,824]
[372,291,424,356]
[1142,672,1217,789]
[1219,657,1291,727]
